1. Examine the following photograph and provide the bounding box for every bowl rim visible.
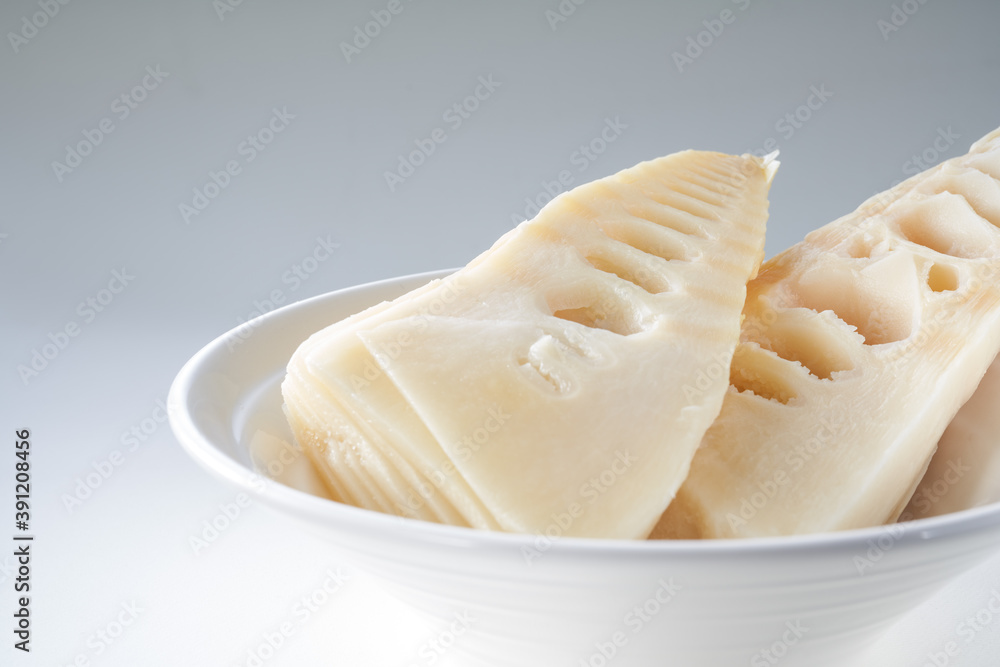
[168,268,1000,558]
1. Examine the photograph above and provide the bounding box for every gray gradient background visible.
[3,0,1000,665]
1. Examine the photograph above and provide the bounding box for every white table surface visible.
[3,1,1000,665]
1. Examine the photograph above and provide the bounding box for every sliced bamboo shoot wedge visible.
[904,350,1000,520]
[283,149,776,538]
[652,127,1000,539]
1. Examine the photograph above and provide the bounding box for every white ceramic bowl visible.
[169,269,1000,667]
